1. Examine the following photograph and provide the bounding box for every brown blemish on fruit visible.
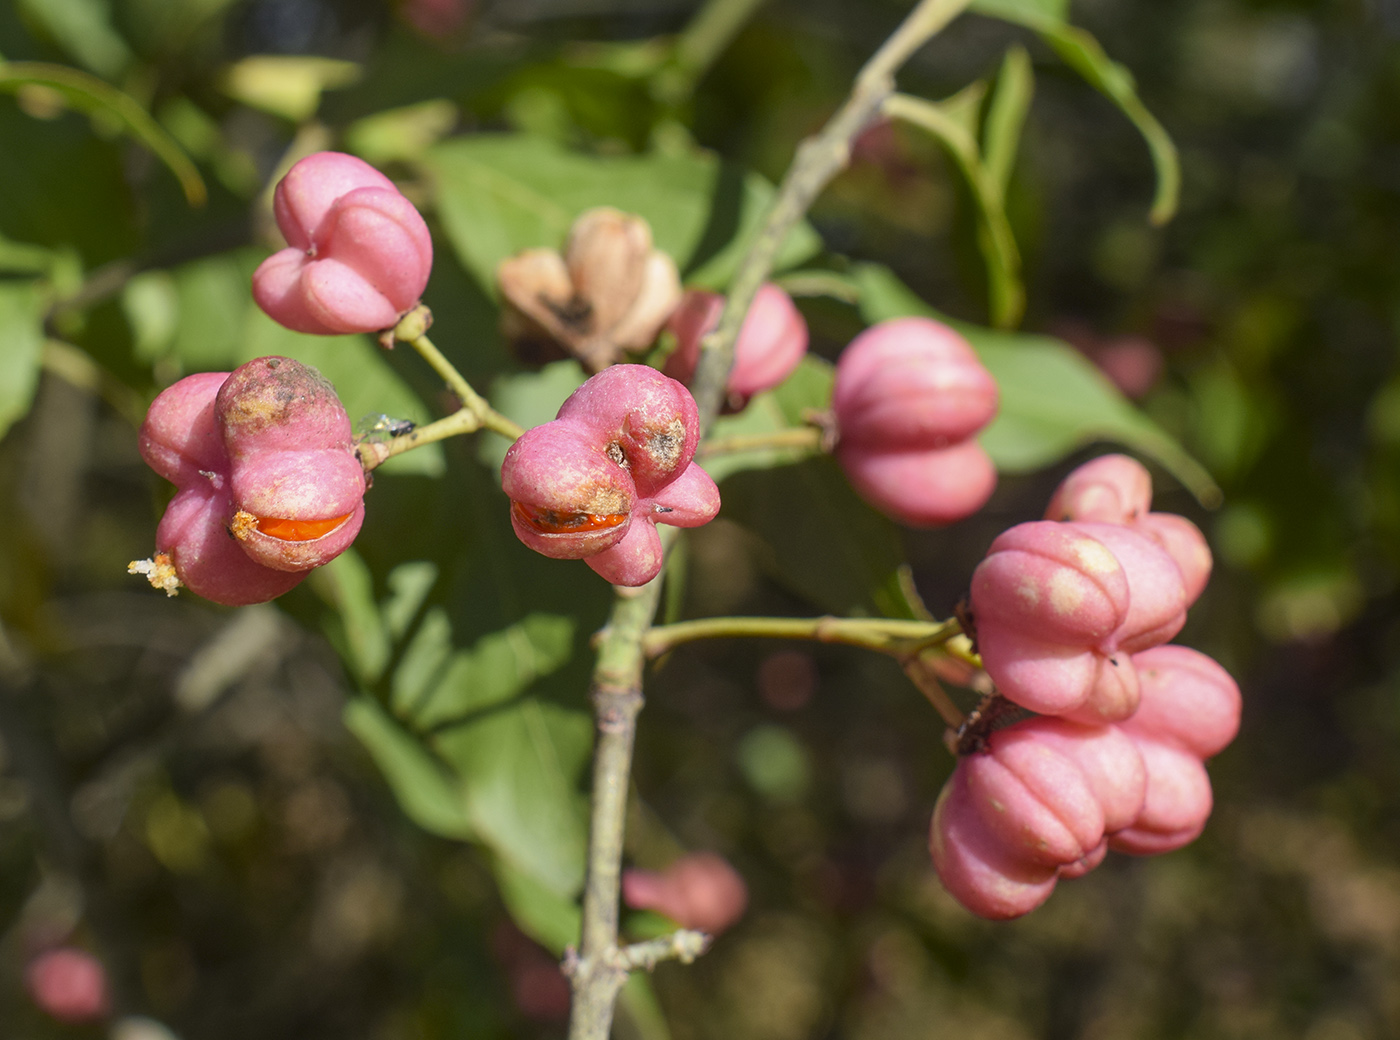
[605,441,628,467]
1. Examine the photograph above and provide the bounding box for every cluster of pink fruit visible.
[930,455,1240,918]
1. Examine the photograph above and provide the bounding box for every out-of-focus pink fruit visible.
[834,317,998,449]
[1107,739,1213,855]
[837,438,998,527]
[1137,512,1212,606]
[969,521,1136,719]
[663,283,809,410]
[622,852,749,935]
[1124,646,1242,760]
[1045,454,1153,524]
[1069,521,1187,655]
[25,948,110,1023]
[929,766,1059,920]
[1109,645,1239,855]
[253,152,432,335]
[1045,454,1213,607]
[500,365,719,587]
[135,357,365,605]
[930,716,1148,919]
[831,317,999,526]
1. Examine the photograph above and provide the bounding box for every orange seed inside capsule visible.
[512,501,628,534]
[255,513,352,541]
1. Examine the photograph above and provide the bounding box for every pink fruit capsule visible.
[1045,454,1153,524]
[500,365,719,587]
[663,283,809,408]
[835,438,997,528]
[1125,645,1242,761]
[135,357,366,605]
[253,152,433,335]
[833,317,998,449]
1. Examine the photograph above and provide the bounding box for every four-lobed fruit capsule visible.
[500,364,720,586]
[135,356,365,605]
[832,317,999,526]
[253,151,433,336]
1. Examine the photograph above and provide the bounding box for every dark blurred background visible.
[5,0,1400,1037]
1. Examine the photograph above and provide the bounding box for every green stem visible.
[361,310,524,471]
[657,0,771,104]
[644,614,961,658]
[689,0,974,430]
[696,425,824,459]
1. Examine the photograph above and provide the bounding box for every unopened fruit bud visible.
[831,317,998,526]
[1045,454,1152,524]
[253,152,432,335]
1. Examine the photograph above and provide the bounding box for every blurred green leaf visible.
[218,56,360,123]
[967,5,1179,223]
[720,453,908,616]
[885,90,1023,328]
[494,860,581,954]
[983,44,1034,193]
[422,133,822,295]
[969,0,1068,21]
[345,697,475,840]
[0,61,206,206]
[855,263,1221,505]
[15,0,131,78]
[0,280,47,443]
[345,98,458,165]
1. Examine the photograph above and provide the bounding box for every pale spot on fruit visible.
[1073,539,1118,575]
[1049,570,1086,616]
[1014,579,1040,609]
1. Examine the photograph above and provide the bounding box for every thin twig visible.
[689,0,974,429]
[643,614,960,658]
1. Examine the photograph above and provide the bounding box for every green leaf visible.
[720,453,909,616]
[983,44,1034,193]
[435,698,591,895]
[393,611,575,727]
[854,263,1221,506]
[15,0,131,79]
[0,280,47,443]
[421,133,822,295]
[493,860,580,954]
[969,0,1068,22]
[1041,24,1179,225]
[0,61,206,206]
[884,91,1023,328]
[966,6,1179,224]
[344,697,474,840]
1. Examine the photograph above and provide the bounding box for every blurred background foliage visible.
[4,0,1400,1037]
